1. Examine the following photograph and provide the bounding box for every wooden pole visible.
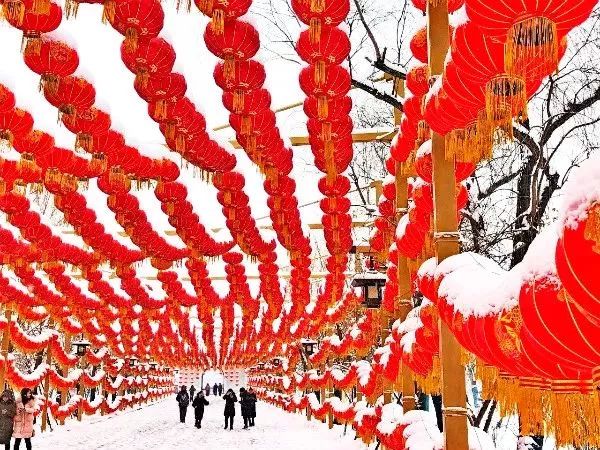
[427,2,469,450]
[59,333,71,425]
[77,353,86,421]
[0,309,12,390]
[41,321,54,432]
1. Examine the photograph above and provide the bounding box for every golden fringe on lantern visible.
[102,0,116,24]
[485,75,527,139]
[135,70,150,89]
[0,130,14,150]
[233,90,246,114]
[124,27,139,54]
[506,17,558,79]
[446,115,493,165]
[240,116,252,136]
[154,100,168,121]
[400,151,416,177]
[309,18,322,45]
[32,0,50,15]
[476,360,600,448]
[23,34,42,57]
[75,133,93,153]
[317,96,329,120]
[414,355,441,395]
[211,8,225,35]
[64,0,79,18]
[40,74,60,95]
[584,203,600,253]
[314,61,326,87]
[0,179,5,196]
[3,0,25,27]
[325,141,337,183]
[18,153,37,172]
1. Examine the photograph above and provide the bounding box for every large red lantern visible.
[195,0,252,34]
[6,0,62,55]
[204,20,260,74]
[43,76,96,117]
[297,27,350,86]
[110,0,165,53]
[61,107,112,152]
[0,85,16,114]
[120,37,176,87]
[134,72,187,120]
[23,38,79,94]
[291,0,350,44]
[0,109,34,145]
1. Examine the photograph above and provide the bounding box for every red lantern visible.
[195,0,252,34]
[6,0,62,56]
[134,72,187,120]
[204,20,260,67]
[120,37,176,87]
[297,27,350,85]
[23,38,79,94]
[44,76,96,117]
[110,0,165,53]
[223,88,271,115]
[0,85,16,114]
[291,0,350,44]
[0,109,34,144]
[62,107,112,152]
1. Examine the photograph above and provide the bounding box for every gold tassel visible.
[64,0,79,18]
[124,27,139,54]
[240,116,252,136]
[197,0,213,15]
[23,35,42,56]
[175,133,186,154]
[165,123,176,141]
[506,17,558,80]
[317,96,328,120]
[40,74,60,95]
[75,133,93,153]
[135,70,150,89]
[314,61,326,87]
[3,0,25,26]
[32,0,50,15]
[320,122,332,142]
[0,130,14,149]
[154,99,167,121]
[233,90,245,114]
[485,75,527,138]
[309,18,322,44]
[211,9,225,35]
[102,0,115,24]
[584,204,600,253]
[324,140,336,183]
[224,57,236,82]
[310,0,324,13]
[91,153,107,174]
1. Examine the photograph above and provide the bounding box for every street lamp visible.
[351,271,387,309]
[128,356,138,368]
[72,339,91,357]
[257,363,265,370]
[301,339,317,356]
[272,358,282,368]
[149,362,158,370]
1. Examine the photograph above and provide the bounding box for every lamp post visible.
[72,339,90,422]
[300,339,317,357]
[350,271,387,309]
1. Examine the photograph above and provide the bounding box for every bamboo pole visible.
[0,309,12,390]
[41,321,54,432]
[427,2,469,450]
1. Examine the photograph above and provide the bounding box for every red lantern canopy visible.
[291,0,350,44]
[204,20,260,78]
[0,85,16,114]
[0,109,34,145]
[23,38,79,94]
[110,0,165,53]
[297,27,350,86]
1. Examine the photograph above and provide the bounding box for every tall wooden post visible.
[427,2,469,450]
[0,309,12,390]
[59,333,71,425]
[77,353,86,421]
[41,321,54,432]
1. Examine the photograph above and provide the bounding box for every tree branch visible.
[352,79,404,111]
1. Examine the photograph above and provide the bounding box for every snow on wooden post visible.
[0,309,12,390]
[41,320,54,432]
[59,332,71,425]
[427,2,469,450]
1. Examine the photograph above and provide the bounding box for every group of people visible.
[0,388,37,450]
[175,385,257,431]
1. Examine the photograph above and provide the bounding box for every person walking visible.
[212,384,218,396]
[239,388,251,429]
[223,389,237,430]
[204,384,211,397]
[175,386,190,423]
[13,388,35,450]
[0,389,16,450]
[247,388,257,427]
[189,385,196,403]
[191,392,209,429]
[218,383,223,396]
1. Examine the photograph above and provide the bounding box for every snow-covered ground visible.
[35,396,366,449]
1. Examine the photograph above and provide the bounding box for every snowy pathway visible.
[36,396,367,449]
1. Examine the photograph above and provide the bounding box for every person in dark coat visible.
[212,384,218,396]
[189,385,196,404]
[218,383,223,396]
[204,384,211,397]
[175,386,190,423]
[247,388,257,427]
[239,388,250,429]
[0,389,16,450]
[223,389,237,430]
[191,392,209,429]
